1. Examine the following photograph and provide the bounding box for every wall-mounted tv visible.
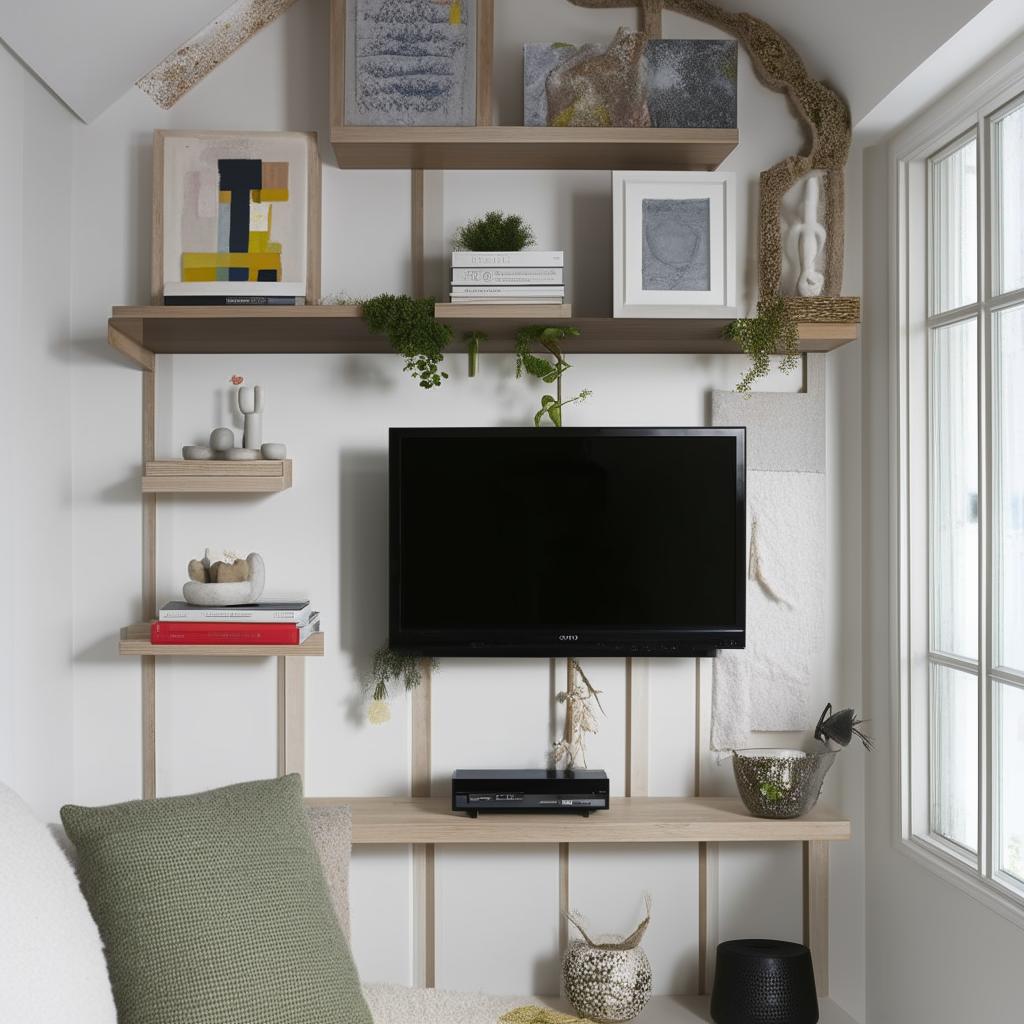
[389,427,745,657]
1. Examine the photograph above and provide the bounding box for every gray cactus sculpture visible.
[237,385,264,450]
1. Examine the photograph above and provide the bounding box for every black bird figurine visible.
[814,703,875,751]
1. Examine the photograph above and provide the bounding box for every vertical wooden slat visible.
[306,133,322,304]
[329,0,345,133]
[475,0,494,126]
[558,841,570,959]
[803,840,830,996]
[695,658,718,995]
[141,365,157,799]
[411,169,425,299]
[625,658,649,797]
[277,656,306,777]
[640,0,663,38]
[411,660,434,987]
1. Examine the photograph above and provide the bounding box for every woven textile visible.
[61,775,372,1024]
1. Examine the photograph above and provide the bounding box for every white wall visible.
[0,43,75,819]
[860,36,1024,1024]
[59,0,865,1010]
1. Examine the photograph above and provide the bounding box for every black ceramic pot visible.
[710,939,818,1024]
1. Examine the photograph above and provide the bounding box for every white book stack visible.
[450,251,565,305]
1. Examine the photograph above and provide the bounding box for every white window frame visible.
[891,44,1024,928]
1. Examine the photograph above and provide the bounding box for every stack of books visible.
[450,250,565,306]
[151,601,319,645]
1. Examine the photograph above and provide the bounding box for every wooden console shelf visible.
[109,306,859,367]
[330,126,738,171]
[142,460,292,493]
[307,795,851,845]
[118,623,324,657]
[434,302,573,319]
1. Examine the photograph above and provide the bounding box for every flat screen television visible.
[389,427,745,657]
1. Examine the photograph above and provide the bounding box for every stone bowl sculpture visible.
[183,552,265,607]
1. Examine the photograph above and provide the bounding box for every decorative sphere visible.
[209,427,235,451]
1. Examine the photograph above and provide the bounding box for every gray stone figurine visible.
[238,385,264,450]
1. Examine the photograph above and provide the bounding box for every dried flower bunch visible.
[552,660,605,769]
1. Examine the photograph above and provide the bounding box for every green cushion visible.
[61,775,373,1024]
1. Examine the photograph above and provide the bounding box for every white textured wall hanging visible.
[136,0,299,109]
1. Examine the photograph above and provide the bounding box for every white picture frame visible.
[612,170,737,318]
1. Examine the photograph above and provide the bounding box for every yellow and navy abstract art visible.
[182,159,290,283]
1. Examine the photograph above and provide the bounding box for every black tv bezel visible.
[388,426,746,658]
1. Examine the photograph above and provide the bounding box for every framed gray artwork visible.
[345,0,476,126]
[613,171,737,318]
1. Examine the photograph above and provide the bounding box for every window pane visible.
[930,664,979,852]
[994,305,1024,672]
[994,99,1024,295]
[929,319,979,659]
[929,137,978,314]
[996,681,1024,885]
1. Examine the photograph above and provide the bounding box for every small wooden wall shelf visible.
[330,126,738,171]
[119,623,325,658]
[142,460,293,494]
[309,795,851,845]
[109,306,859,368]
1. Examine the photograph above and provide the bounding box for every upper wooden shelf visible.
[119,623,324,657]
[306,795,851,844]
[330,126,738,171]
[109,306,858,368]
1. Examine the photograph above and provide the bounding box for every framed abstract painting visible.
[153,130,321,304]
[612,170,737,318]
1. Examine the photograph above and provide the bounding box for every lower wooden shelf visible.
[142,460,292,493]
[118,624,324,657]
[306,796,850,844]
[434,303,572,319]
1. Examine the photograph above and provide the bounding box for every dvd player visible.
[452,769,610,817]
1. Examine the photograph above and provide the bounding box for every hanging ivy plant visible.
[724,296,800,393]
[362,294,452,388]
[366,645,439,724]
[514,324,590,426]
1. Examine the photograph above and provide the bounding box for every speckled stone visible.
[222,447,260,461]
[182,445,215,460]
[261,442,287,460]
[209,427,235,452]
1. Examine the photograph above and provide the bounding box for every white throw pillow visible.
[0,782,117,1024]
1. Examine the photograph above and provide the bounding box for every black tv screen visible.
[389,427,745,657]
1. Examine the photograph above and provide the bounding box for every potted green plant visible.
[454,211,536,252]
[362,294,452,389]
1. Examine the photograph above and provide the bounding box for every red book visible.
[150,618,317,645]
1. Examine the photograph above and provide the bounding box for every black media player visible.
[452,769,610,817]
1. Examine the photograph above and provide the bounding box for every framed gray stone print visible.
[345,0,476,127]
[613,171,737,318]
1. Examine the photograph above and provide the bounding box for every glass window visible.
[929,319,979,661]
[930,664,979,851]
[994,304,1024,673]
[996,682,1024,886]
[929,138,978,315]
[994,101,1024,295]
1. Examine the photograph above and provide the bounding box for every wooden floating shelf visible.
[435,302,572,319]
[330,126,738,171]
[142,460,292,493]
[305,796,851,845]
[119,623,324,657]
[109,306,859,367]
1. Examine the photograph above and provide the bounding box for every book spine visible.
[162,296,301,306]
[449,286,565,297]
[451,251,564,268]
[151,622,306,644]
[158,609,311,624]
[451,268,563,285]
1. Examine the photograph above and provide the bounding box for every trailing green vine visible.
[723,296,800,393]
[366,645,438,724]
[362,293,452,389]
[514,324,590,427]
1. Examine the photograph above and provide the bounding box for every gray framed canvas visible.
[612,171,737,318]
[524,35,737,128]
[345,0,476,126]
